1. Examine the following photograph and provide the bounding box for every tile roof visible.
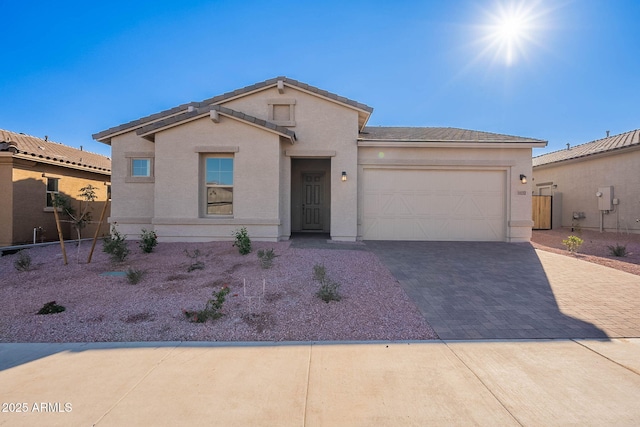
[533,129,640,167]
[93,76,373,142]
[136,105,296,142]
[0,129,111,174]
[360,126,546,144]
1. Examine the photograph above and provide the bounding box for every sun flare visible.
[482,2,542,66]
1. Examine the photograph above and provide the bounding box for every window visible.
[131,158,151,177]
[125,152,154,183]
[205,157,233,215]
[46,178,59,207]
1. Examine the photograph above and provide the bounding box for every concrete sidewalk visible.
[1,339,639,426]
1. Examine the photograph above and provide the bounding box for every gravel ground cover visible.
[0,240,437,343]
[531,228,640,276]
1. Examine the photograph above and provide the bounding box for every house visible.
[93,77,545,243]
[0,129,111,246]
[532,129,640,233]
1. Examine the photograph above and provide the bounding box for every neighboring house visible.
[0,129,111,246]
[532,129,640,233]
[93,76,545,243]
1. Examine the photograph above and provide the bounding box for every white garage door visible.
[362,168,506,241]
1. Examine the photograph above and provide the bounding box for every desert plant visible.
[607,243,627,257]
[257,248,277,269]
[126,267,146,284]
[52,184,97,246]
[184,249,205,272]
[37,301,66,315]
[103,225,130,262]
[312,263,341,303]
[13,250,32,271]
[139,229,158,253]
[233,227,252,255]
[562,235,584,254]
[183,286,231,323]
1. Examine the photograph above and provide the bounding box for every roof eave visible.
[358,139,548,148]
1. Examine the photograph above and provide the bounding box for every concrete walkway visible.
[366,241,640,340]
[0,339,639,426]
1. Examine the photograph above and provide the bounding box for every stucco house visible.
[93,77,546,243]
[0,129,111,246]
[532,129,640,233]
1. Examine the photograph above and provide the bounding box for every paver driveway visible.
[366,241,640,340]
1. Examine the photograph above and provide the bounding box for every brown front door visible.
[302,173,323,230]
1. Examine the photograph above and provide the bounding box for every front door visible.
[302,173,323,230]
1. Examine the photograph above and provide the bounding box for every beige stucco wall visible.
[358,145,534,242]
[0,154,110,246]
[533,148,640,233]
[109,131,155,237]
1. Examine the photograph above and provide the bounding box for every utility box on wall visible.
[596,186,613,211]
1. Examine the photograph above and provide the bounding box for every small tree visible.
[52,184,98,245]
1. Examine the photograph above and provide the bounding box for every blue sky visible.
[2,0,639,159]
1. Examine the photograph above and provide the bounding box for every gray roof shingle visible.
[533,129,640,167]
[93,76,372,142]
[0,129,111,174]
[360,126,546,143]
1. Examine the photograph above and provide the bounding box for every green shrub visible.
[37,301,66,315]
[183,286,231,323]
[126,268,146,284]
[312,263,341,303]
[184,249,205,272]
[607,243,627,257]
[233,227,252,255]
[139,229,158,253]
[562,235,584,254]
[257,248,277,269]
[103,225,130,262]
[14,250,32,272]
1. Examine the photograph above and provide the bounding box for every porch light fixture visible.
[520,174,527,184]
[341,171,347,182]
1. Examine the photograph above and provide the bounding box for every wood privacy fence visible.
[532,195,552,230]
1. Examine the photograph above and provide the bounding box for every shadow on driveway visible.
[366,241,608,340]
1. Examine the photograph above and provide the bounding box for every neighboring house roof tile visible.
[360,126,546,143]
[93,76,372,142]
[0,129,111,174]
[533,129,640,167]
[136,105,297,142]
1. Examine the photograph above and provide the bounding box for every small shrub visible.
[257,248,277,269]
[607,243,627,257]
[126,268,146,284]
[14,250,32,272]
[562,235,584,254]
[103,225,130,262]
[312,263,341,303]
[37,301,65,315]
[233,227,252,255]
[183,286,231,323]
[316,279,342,303]
[139,229,158,253]
[184,249,205,272]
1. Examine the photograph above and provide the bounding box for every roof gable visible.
[93,76,373,143]
[136,105,297,143]
[533,129,640,167]
[0,129,111,174]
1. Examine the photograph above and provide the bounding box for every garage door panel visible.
[362,169,506,241]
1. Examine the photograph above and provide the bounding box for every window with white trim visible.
[205,156,233,215]
[125,152,154,183]
[131,158,151,177]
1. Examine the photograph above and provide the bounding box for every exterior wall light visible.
[520,174,527,184]
[341,171,347,182]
